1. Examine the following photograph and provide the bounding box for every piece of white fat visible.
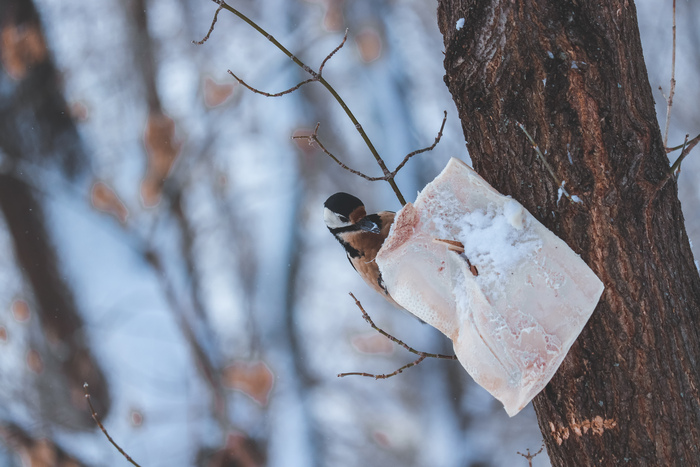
[376,158,604,416]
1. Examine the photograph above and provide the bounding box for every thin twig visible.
[294,112,447,182]
[84,383,142,467]
[350,292,456,359]
[193,3,224,45]
[517,442,545,467]
[644,131,700,229]
[337,293,457,380]
[668,133,700,175]
[666,133,700,152]
[392,111,447,176]
[224,31,350,97]
[227,71,316,97]
[205,2,407,204]
[516,122,582,205]
[293,123,383,181]
[319,29,348,75]
[338,355,427,379]
[662,0,677,149]
[656,132,700,193]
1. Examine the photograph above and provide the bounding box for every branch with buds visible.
[337,293,457,379]
[195,0,446,206]
[657,0,698,177]
[517,442,545,467]
[84,383,141,467]
[294,112,446,183]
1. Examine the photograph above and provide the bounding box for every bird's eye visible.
[339,215,349,223]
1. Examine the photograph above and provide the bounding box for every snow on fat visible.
[376,158,604,416]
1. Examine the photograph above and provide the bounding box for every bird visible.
[323,192,400,307]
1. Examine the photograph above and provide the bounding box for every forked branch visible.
[517,442,545,467]
[657,133,700,191]
[226,32,347,97]
[294,111,447,183]
[337,293,457,380]
[196,1,446,206]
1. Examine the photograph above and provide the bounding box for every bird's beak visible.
[357,217,380,234]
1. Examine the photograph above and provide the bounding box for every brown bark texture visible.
[437,0,700,465]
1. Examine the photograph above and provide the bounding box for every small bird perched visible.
[323,192,400,307]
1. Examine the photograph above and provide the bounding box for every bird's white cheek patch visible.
[376,158,604,417]
[324,207,349,229]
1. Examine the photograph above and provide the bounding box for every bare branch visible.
[338,355,427,379]
[662,0,677,149]
[227,70,316,97]
[517,122,583,205]
[517,442,545,467]
[391,110,447,176]
[318,29,349,75]
[205,4,445,205]
[654,132,700,195]
[668,133,700,175]
[348,292,457,360]
[337,293,456,379]
[644,131,700,232]
[292,123,382,181]
[206,2,408,204]
[84,383,142,467]
[666,133,700,152]
[193,4,223,45]
[223,30,349,97]
[295,111,448,185]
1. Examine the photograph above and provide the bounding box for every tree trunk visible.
[437,0,700,465]
[0,0,110,429]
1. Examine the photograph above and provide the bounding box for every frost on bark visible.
[437,0,700,465]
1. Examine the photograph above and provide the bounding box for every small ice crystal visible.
[557,181,566,205]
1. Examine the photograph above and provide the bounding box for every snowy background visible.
[0,0,698,466]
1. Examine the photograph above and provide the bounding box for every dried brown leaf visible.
[26,349,42,373]
[141,112,181,207]
[130,410,143,427]
[222,360,274,406]
[91,181,129,225]
[0,24,47,79]
[355,27,382,63]
[204,76,235,107]
[69,101,89,121]
[11,299,30,322]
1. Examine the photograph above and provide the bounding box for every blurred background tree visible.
[0,0,697,466]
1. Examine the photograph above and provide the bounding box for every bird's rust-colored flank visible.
[324,193,400,308]
[344,211,398,304]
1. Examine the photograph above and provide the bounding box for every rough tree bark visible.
[437,0,700,465]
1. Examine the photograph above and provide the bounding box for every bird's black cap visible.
[324,192,364,217]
